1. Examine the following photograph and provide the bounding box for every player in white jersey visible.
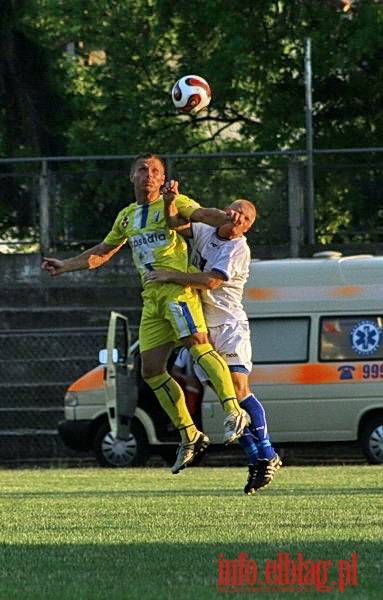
[145,195,282,493]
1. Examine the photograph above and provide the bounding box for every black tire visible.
[360,414,383,464]
[93,418,151,467]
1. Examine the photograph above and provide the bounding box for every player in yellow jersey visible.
[41,153,249,474]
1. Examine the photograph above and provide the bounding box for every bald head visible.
[229,199,256,232]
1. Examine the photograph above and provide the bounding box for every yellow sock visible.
[144,372,198,442]
[189,343,241,414]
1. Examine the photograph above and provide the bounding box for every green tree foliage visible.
[0,0,68,156]
[15,0,383,156]
[1,0,383,246]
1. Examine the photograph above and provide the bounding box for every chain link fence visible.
[0,328,108,465]
[2,148,383,257]
[2,148,383,465]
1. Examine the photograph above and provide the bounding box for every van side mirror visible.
[99,348,119,364]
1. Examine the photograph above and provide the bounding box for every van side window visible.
[320,316,383,361]
[250,318,310,363]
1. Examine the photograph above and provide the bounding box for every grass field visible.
[0,465,381,599]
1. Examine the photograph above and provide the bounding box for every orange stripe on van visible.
[331,285,363,297]
[249,363,345,385]
[68,366,105,392]
[244,288,279,300]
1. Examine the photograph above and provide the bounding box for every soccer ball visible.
[171,75,211,114]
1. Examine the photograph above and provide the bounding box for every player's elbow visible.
[206,278,223,290]
[88,242,122,269]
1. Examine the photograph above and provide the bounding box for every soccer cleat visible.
[223,409,250,445]
[171,431,210,474]
[244,463,258,495]
[244,453,282,494]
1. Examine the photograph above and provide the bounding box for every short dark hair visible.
[130,153,166,174]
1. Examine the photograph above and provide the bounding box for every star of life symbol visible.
[349,320,383,356]
[122,215,130,228]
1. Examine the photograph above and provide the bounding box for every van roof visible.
[244,255,383,315]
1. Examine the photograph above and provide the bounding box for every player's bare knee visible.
[230,373,250,400]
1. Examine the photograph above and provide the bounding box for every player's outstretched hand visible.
[225,209,245,225]
[41,257,65,277]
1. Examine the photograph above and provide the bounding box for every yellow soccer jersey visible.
[103,194,200,284]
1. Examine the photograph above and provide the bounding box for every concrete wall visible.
[2,248,140,286]
[1,250,142,466]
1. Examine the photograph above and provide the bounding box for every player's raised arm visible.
[163,179,245,231]
[41,241,123,276]
[163,180,192,233]
[190,206,245,227]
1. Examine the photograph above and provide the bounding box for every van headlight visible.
[64,391,79,407]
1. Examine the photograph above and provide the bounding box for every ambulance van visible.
[58,254,383,466]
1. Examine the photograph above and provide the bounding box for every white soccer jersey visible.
[189,222,251,327]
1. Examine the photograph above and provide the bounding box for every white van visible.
[58,254,383,466]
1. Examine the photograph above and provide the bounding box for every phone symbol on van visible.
[338,365,356,380]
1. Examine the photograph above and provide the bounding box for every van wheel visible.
[93,419,151,467]
[360,414,383,464]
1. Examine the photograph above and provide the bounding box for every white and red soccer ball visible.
[171,75,211,114]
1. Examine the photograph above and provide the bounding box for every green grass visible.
[0,466,381,599]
